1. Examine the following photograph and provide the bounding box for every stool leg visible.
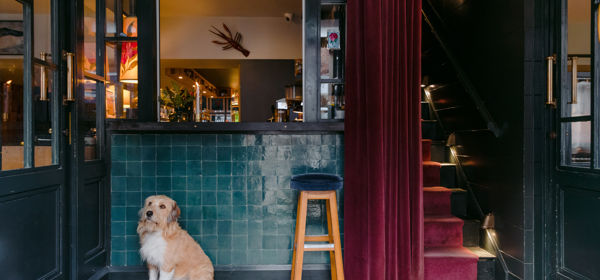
[292,191,308,280]
[326,195,337,280]
[328,192,344,280]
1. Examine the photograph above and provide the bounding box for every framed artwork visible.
[0,21,24,55]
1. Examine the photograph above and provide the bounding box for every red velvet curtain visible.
[344,0,423,279]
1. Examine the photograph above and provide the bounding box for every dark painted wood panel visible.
[559,186,600,279]
[79,179,104,259]
[0,185,62,279]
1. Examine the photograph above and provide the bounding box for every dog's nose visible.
[146,211,153,217]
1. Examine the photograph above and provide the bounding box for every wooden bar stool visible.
[290,173,344,280]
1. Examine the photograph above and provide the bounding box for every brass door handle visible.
[569,56,578,104]
[64,52,75,102]
[546,55,556,107]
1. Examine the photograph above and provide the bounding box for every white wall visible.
[160,16,302,60]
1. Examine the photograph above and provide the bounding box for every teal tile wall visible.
[110,133,344,266]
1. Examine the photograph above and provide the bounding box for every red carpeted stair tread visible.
[422,161,441,187]
[422,139,432,161]
[424,247,478,280]
[424,215,464,247]
[423,186,452,215]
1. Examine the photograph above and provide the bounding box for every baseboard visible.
[108,264,330,272]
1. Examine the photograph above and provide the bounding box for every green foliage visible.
[160,82,194,122]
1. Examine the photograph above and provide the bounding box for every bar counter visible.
[107,121,344,268]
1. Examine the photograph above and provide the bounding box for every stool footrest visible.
[305,235,330,242]
[303,243,335,251]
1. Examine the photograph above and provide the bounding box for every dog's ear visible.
[168,201,181,223]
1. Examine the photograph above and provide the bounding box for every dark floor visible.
[108,270,330,280]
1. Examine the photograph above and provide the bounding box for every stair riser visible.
[422,102,433,120]
[477,258,496,280]
[424,192,451,215]
[430,142,449,162]
[451,190,467,217]
[462,220,480,247]
[424,221,463,247]
[440,165,456,188]
[422,121,445,140]
[423,163,440,187]
[424,257,477,280]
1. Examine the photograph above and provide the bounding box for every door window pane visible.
[106,0,137,37]
[320,4,345,80]
[84,0,97,74]
[0,1,24,170]
[33,63,53,167]
[561,121,591,167]
[563,0,591,117]
[34,0,52,59]
[83,79,98,161]
[320,83,344,120]
[105,42,138,119]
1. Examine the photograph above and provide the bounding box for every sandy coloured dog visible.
[137,195,214,280]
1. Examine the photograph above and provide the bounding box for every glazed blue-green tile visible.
[216,147,231,161]
[112,192,127,206]
[187,134,203,145]
[217,191,232,205]
[275,161,292,176]
[111,251,126,266]
[187,206,203,219]
[322,134,336,145]
[112,236,126,250]
[276,235,291,249]
[201,176,217,190]
[231,162,246,176]
[111,221,126,236]
[126,251,142,266]
[112,177,127,191]
[291,161,307,174]
[263,146,277,160]
[262,220,277,235]
[142,191,156,200]
[217,250,231,265]
[141,177,156,191]
[187,147,202,160]
[261,250,280,264]
[112,147,127,161]
[140,134,156,146]
[186,220,202,235]
[232,237,248,252]
[246,176,262,191]
[233,206,247,220]
[233,221,248,234]
[126,221,139,235]
[217,176,231,190]
[202,161,217,176]
[171,146,187,161]
[112,206,126,222]
[276,190,294,205]
[319,160,336,173]
[141,162,156,177]
[202,206,217,220]
[277,250,292,264]
[171,191,186,205]
[201,146,216,160]
[276,146,292,160]
[217,205,232,220]
[246,250,262,265]
[125,235,139,250]
[262,235,277,249]
[112,135,126,147]
[156,162,171,176]
[247,191,262,205]
[306,146,321,160]
[321,145,336,160]
[126,177,141,191]
[156,177,171,191]
[185,161,201,176]
[231,147,247,161]
[126,206,140,220]
[217,161,231,175]
[202,191,216,205]
[232,191,246,205]
[157,134,171,146]
[126,147,141,161]
[262,176,278,191]
[172,134,187,146]
[276,219,295,236]
[246,146,263,161]
[187,176,202,190]
[172,161,187,176]
[187,191,202,205]
[247,235,262,250]
[247,206,262,219]
[202,220,217,235]
[156,147,171,161]
[126,162,142,177]
[231,176,246,190]
[111,162,126,176]
[231,250,247,265]
[202,134,217,146]
[231,134,244,146]
[217,134,232,146]
[202,235,218,250]
[218,221,232,235]
[126,135,140,146]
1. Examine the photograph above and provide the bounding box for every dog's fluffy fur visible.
[137,195,214,280]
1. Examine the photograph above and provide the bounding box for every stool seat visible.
[290,173,343,191]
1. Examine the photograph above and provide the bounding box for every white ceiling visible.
[160,0,302,18]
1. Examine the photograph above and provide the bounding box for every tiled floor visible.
[108,270,330,280]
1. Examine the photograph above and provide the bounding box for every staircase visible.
[421,102,496,280]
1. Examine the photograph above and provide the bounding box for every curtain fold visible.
[344,0,423,278]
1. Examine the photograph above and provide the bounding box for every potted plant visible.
[160,82,194,122]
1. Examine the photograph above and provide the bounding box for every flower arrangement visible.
[160,82,194,122]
